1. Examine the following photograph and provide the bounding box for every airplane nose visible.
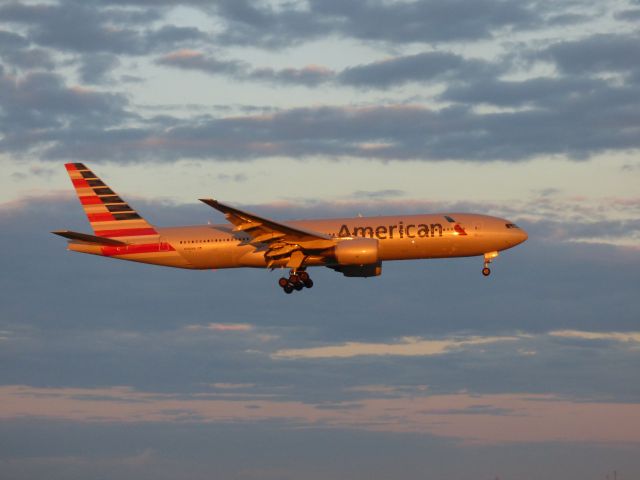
[518,229,528,244]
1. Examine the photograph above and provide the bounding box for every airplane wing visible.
[199,198,336,268]
[52,230,128,246]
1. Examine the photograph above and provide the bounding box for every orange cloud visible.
[186,323,253,332]
[550,330,640,343]
[161,49,203,61]
[272,335,520,359]
[2,385,640,445]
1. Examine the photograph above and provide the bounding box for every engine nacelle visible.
[332,263,382,277]
[333,237,379,267]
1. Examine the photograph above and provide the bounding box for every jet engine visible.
[330,238,381,277]
[331,263,382,277]
[334,237,379,265]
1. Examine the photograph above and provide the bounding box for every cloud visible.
[0,29,26,49]
[157,50,334,87]
[4,67,634,161]
[147,24,206,46]
[156,49,245,76]
[338,51,496,88]
[615,8,640,21]
[186,323,254,332]
[2,191,640,407]
[0,69,131,155]
[0,2,203,57]
[3,385,640,444]
[273,335,520,359]
[3,418,639,480]
[0,0,585,57]
[0,2,638,476]
[210,0,548,47]
[1,7,637,164]
[541,33,640,75]
[0,29,55,71]
[216,172,248,183]
[549,330,640,344]
[0,69,129,130]
[210,383,256,390]
[441,76,608,107]
[524,216,640,247]
[0,2,147,54]
[78,53,121,84]
[350,189,405,200]
[210,0,334,49]
[90,102,640,161]
[420,404,516,416]
[0,2,209,81]
[157,50,496,90]
[249,64,334,87]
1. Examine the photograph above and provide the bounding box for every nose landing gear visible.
[482,251,499,277]
[278,270,313,294]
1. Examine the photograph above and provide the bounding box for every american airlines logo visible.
[338,221,445,240]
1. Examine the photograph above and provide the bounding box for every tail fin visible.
[64,163,157,240]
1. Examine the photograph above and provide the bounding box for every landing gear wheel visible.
[482,251,498,278]
[280,270,314,293]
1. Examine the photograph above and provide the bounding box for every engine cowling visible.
[332,263,382,277]
[333,237,379,267]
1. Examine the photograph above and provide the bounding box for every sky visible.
[0,1,639,479]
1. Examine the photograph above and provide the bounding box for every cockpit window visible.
[505,223,519,229]
[444,215,456,223]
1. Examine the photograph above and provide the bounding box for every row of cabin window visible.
[181,227,470,246]
[179,237,251,244]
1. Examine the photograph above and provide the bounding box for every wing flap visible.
[251,232,286,244]
[233,221,263,232]
[52,230,128,246]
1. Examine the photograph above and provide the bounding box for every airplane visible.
[53,163,528,294]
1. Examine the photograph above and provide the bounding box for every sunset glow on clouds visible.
[549,330,640,344]
[272,335,521,358]
[1,0,639,478]
[186,323,254,332]
[272,330,640,359]
[3,385,640,445]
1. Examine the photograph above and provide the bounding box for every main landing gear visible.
[482,251,499,277]
[278,270,314,294]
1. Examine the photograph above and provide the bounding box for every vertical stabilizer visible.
[64,163,157,240]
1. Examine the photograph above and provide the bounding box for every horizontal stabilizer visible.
[52,230,128,246]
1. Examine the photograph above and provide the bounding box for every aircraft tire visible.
[482,267,491,276]
[299,271,310,282]
[283,284,294,294]
[304,279,313,288]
